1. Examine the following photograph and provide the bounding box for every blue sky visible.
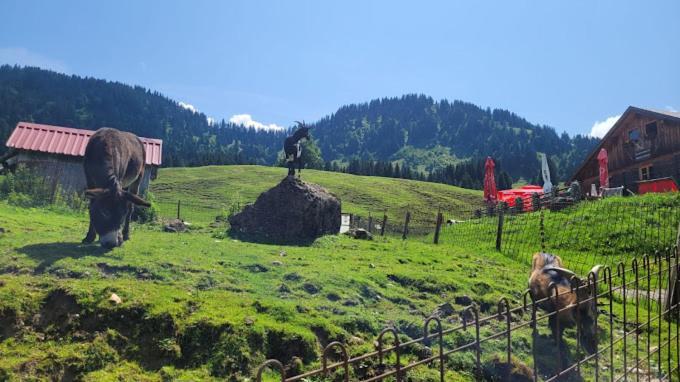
[1,1,678,137]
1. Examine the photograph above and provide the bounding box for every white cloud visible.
[590,115,621,138]
[228,114,284,131]
[0,47,69,73]
[178,101,198,113]
[665,106,678,113]
[179,101,216,126]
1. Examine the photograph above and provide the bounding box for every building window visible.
[629,128,640,141]
[645,121,658,139]
[639,165,652,181]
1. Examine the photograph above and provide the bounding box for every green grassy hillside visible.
[149,165,484,227]
[1,167,678,381]
[0,199,675,381]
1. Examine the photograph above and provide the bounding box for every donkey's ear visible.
[84,188,111,199]
[124,191,151,207]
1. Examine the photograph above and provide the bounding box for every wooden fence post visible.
[177,200,181,220]
[433,210,443,244]
[495,208,504,251]
[368,213,373,234]
[402,211,411,240]
[380,213,387,236]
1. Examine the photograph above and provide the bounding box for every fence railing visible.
[255,249,680,381]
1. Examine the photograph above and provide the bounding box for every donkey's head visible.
[85,186,150,248]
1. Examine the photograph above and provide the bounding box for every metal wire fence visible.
[154,199,236,226]
[438,195,680,275]
[256,249,680,382]
[155,196,475,237]
[348,211,443,237]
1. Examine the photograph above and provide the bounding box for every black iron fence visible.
[255,249,680,381]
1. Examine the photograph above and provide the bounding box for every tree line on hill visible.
[0,65,598,188]
[296,143,514,191]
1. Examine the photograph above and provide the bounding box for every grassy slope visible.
[0,203,529,381]
[149,165,483,225]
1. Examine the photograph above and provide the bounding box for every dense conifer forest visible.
[0,65,598,188]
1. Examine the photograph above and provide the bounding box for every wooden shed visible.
[1,122,162,196]
[570,106,680,193]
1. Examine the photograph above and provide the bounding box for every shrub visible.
[133,191,159,223]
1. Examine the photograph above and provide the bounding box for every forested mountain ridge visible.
[0,65,286,166]
[0,65,598,183]
[309,94,599,181]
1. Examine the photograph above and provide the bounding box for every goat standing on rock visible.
[283,121,310,177]
[528,252,603,354]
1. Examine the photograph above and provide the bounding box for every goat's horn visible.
[543,266,576,279]
[589,264,604,280]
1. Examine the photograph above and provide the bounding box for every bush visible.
[0,165,53,207]
[133,191,159,223]
[6,192,34,208]
[215,200,242,223]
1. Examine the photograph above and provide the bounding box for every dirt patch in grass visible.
[37,289,81,334]
[96,262,163,281]
[0,308,19,340]
[387,273,457,294]
[265,329,316,364]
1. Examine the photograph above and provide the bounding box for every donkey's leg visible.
[82,202,96,244]
[123,178,143,241]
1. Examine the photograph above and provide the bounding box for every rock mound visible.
[163,219,188,233]
[345,228,373,240]
[229,176,341,244]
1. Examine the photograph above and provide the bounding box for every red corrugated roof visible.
[6,122,162,166]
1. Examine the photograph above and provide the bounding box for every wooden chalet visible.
[570,106,680,193]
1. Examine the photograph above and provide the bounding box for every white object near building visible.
[340,213,351,234]
[540,153,553,194]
